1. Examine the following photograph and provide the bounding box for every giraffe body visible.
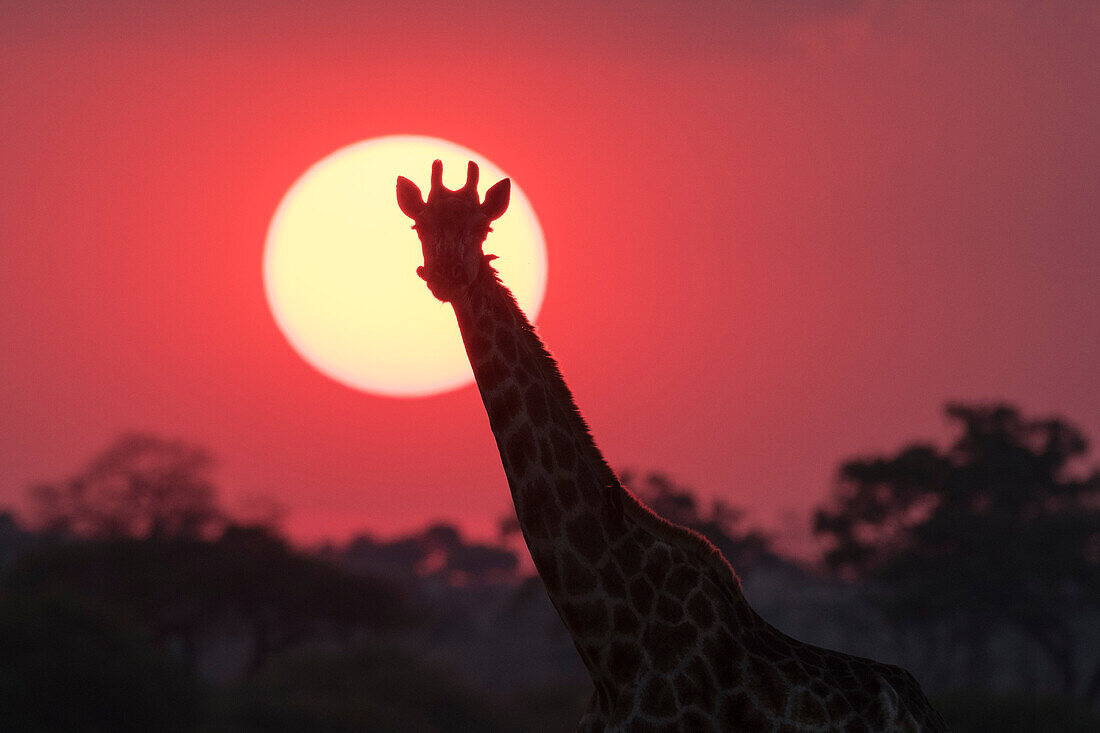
[396,161,948,732]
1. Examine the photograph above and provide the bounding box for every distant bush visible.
[490,685,591,733]
[0,590,197,732]
[933,689,1100,733]
[215,643,505,733]
[7,526,419,676]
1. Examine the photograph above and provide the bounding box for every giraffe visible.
[395,160,948,732]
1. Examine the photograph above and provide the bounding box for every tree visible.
[0,510,39,577]
[6,525,420,678]
[621,470,777,574]
[814,403,1100,698]
[28,432,224,540]
[499,471,777,575]
[343,522,518,587]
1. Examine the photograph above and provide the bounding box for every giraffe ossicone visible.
[395,160,948,732]
[396,159,510,303]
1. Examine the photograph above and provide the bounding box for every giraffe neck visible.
[451,262,627,665]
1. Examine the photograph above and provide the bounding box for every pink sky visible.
[2,1,1097,555]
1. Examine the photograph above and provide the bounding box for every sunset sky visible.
[2,1,1097,555]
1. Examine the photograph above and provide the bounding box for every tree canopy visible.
[814,403,1100,696]
[27,432,224,540]
[622,470,777,573]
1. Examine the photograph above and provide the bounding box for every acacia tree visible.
[7,524,419,678]
[814,403,1100,698]
[622,471,777,573]
[344,522,519,587]
[28,433,224,540]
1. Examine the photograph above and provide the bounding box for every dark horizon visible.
[2,399,1098,729]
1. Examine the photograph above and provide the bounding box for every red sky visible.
[2,1,1097,555]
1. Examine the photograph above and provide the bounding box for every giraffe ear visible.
[481,178,510,221]
[396,176,426,219]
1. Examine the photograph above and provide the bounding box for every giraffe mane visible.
[483,264,744,598]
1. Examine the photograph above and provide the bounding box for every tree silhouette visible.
[343,522,518,587]
[500,471,777,575]
[621,470,777,574]
[27,433,224,540]
[814,403,1100,698]
[7,525,419,677]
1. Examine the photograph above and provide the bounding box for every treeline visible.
[814,404,1100,700]
[0,402,1098,732]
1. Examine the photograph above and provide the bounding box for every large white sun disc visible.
[264,136,547,397]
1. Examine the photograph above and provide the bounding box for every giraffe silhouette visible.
[396,160,948,732]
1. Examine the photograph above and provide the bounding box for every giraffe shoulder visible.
[617,485,744,598]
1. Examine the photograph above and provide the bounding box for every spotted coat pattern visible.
[397,161,949,732]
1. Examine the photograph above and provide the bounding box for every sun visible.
[263,136,547,398]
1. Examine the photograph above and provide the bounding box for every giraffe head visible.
[396,159,510,302]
